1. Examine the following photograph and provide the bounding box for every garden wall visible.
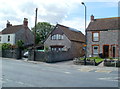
[0,49,22,59]
[28,50,79,63]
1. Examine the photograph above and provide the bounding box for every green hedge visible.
[0,43,12,50]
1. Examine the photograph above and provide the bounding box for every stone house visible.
[0,18,34,47]
[86,15,120,58]
[44,24,85,58]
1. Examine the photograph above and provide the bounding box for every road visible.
[0,57,119,87]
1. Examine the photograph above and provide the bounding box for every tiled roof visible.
[0,25,27,34]
[87,17,120,31]
[57,24,85,42]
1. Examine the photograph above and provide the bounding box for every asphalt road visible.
[0,57,119,87]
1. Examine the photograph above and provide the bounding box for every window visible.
[92,46,99,54]
[8,35,10,42]
[0,36,1,42]
[92,32,99,42]
[51,46,64,51]
[51,34,63,40]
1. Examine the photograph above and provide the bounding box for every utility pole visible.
[33,8,38,61]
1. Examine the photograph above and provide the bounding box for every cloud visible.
[19,1,38,15]
[60,17,90,34]
[0,0,118,32]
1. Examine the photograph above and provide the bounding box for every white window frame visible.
[93,32,99,42]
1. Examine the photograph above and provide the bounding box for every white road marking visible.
[78,68,94,72]
[17,81,25,85]
[98,77,119,82]
[95,70,111,73]
[64,72,71,74]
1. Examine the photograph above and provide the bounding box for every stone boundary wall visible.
[28,50,79,63]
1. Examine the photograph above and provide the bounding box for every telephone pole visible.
[33,8,38,61]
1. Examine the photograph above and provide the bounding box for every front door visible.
[112,46,116,58]
[103,45,109,58]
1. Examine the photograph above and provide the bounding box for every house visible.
[0,18,34,47]
[44,24,85,58]
[86,15,120,58]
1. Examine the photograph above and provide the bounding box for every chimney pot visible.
[6,20,12,28]
[91,15,94,22]
[23,18,28,27]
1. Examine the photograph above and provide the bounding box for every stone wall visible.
[28,50,81,63]
[87,30,119,58]
[0,49,22,59]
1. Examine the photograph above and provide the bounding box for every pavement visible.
[0,57,119,87]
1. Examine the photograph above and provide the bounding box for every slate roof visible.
[87,17,120,31]
[55,24,85,42]
[0,25,28,34]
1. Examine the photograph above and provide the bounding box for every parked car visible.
[23,51,28,58]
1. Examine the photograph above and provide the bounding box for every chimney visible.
[6,20,12,28]
[91,15,94,22]
[23,18,28,27]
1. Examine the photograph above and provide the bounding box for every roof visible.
[87,17,120,31]
[55,24,85,42]
[0,25,28,34]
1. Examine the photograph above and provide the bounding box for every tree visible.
[32,22,54,44]
[16,40,24,49]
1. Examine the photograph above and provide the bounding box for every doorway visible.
[103,45,109,58]
[112,46,116,58]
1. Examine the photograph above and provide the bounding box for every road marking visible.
[78,68,94,72]
[95,70,111,73]
[17,81,25,85]
[98,77,119,81]
[64,72,71,74]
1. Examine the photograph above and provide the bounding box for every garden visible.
[73,56,120,67]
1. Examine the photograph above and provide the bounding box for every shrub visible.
[1,43,12,50]
[79,57,104,63]
[44,46,49,52]
[16,40,24,49]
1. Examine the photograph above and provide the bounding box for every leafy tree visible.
[32,22,54,44]
[16,40,24,49]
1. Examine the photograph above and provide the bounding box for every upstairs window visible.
[92,32,99,42]
[51,34,63,40]
[8,35,10,42]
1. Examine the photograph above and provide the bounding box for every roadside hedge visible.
[0,43,12,50]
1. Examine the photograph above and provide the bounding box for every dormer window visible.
[51,34,63,40]
[92,32,99,42]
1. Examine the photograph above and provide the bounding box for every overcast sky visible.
[0,0,119,34]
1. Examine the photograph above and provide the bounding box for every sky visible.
[0,0,119,34]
